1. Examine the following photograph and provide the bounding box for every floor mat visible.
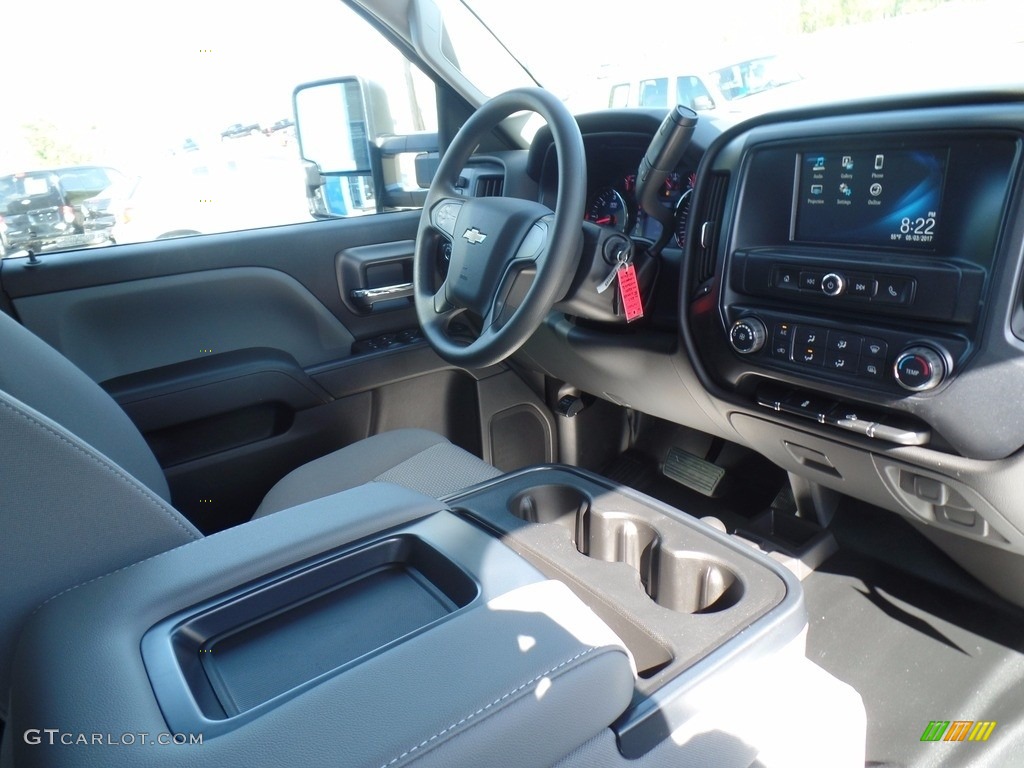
[604,448,1024,766]
[803,500,1024,767]
[601,448,784,531]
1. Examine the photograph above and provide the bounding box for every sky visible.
[1,0,391,168]
[3,0,1023,172]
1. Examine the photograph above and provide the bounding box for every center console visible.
[6,474,865,768]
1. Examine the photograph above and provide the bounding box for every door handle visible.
[350,282,414,310]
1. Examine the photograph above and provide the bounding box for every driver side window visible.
[3,0,437,260]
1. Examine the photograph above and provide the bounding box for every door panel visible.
[13,266,356,381]
[0,213,485,532]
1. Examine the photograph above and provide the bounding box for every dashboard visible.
[688,107,1023,459]
[520,99,1024,607]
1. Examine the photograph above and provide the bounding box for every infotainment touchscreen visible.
[792,148,948,249]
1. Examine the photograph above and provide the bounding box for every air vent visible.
[476,175,505,197]
[692,172,729,292]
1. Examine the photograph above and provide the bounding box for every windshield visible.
[3,0,1022,259]
[445,0,1024,116]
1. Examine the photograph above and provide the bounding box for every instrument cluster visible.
[584,170,697,248]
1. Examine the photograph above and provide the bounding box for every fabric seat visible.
[0,309,500,716]
[254,428,501,518]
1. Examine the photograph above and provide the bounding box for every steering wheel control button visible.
[515,221,548,261]
[821,272,845,296]
[433,201,462,237]
[894,346,947,391]
[729,318,767,354]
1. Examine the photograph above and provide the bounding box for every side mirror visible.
[293,77,390,173]
[293,77,394,216]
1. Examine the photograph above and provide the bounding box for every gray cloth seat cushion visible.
[253,428,503,518]
[0,307,171,501]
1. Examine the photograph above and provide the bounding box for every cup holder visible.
[508,485,589,539]
[582,509,742,614]
[508,486,742,614]
[653,551,742,614]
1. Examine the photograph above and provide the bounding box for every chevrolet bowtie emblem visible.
[462,227,487,244]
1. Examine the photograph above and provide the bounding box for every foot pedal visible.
[662,447,726,497]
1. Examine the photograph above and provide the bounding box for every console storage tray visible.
[188,535,476,717]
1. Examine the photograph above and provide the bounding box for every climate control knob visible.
[894,346,947,391]
[729,317,767,354]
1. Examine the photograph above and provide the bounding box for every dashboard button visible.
[826,330,862,355]
[799,271,824,290]
[771,323,793,359]
[794,325,826,348]
[821,272,845,296]
[794,345,824,366]
[773,266,800,290]
[874,276,915,304]
[862,338,888,359]
[847,274,877,298]
[826,349,859,373]
[781,393,837,422]
[859,358,885,379]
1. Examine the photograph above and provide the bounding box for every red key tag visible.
[617,263,644,322]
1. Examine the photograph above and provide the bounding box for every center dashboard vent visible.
[476,175,505,197]
[692,172,729,292]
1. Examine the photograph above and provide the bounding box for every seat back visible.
[0,313,200,718]
[0,310,170,500]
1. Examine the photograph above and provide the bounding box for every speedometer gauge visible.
[585,188,629,233]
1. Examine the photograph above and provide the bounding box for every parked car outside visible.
[607,53,804,114]
[264,118,294,135]
[0,171,114,256]
[220,122,262,139]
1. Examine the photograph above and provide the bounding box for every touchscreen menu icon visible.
[874,154,885,170]
[842,156,854,170]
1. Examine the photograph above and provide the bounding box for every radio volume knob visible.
[729,317,767,354]
[821,272,845,296]
[894,346,948,391]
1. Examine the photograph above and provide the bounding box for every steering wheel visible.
[414,87,586,369]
